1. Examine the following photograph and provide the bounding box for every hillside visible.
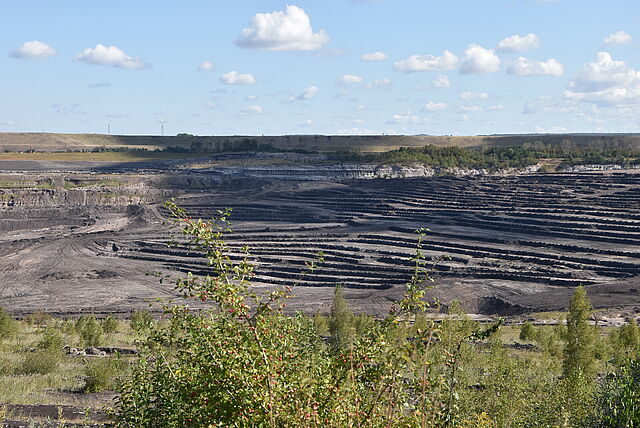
[1,132,640,154]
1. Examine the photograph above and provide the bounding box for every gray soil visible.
[1,159,639,318]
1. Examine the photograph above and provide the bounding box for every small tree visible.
[562,286,597,424]
[328,285,353,349]
[519,321,536,342]
[102,315,119,335]
[76,315,103,347]
[0,307,17,340]
[130,310,154,333]
[563,286,596,379]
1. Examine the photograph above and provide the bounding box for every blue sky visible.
[1,0,639,136]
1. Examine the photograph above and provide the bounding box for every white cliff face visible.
[202,163,542,181]
[558,164,640,173]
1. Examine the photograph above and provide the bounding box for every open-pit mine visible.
[1,134,640,319]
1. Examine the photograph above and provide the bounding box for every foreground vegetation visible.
[1,203,639,426]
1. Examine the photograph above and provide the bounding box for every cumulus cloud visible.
[337,74,363,86]
[460,44,500,74]
[563,52,640,106]
[235,5,329,51]
[386,112,428,124]
[241,105,264,115]
[296,86,319,100]
[10,40,57,59]
[245,95,258,101]
[198,61,215,71]
[604,31,633,46]
[361,51,387,61]
[460,91,488,100]
[366,78,392,89]
[394,51,459,72]
[508,57,564,76]
[422,102,448,112]
[75,44,149,69]
[431,74,451,89]
[220,71,256,85]
[496,33,540,52]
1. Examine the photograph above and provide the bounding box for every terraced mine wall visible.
[0,161,639,317]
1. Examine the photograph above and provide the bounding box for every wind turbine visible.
[106,120,112,135]
[158,119,167,136]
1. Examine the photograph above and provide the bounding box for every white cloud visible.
[460,44,500,74]
[197,61,215,71]
[422,102,448,112]
[0,120,15,126]
[245,95,258,101]
[563,52,640,106]
[496,33,540,52]
[242,105,264,115]
[297,86,319,100]
[299,119,313,127]
[337,74,363,86]
[456,104,503,113]
[220,71,256,85]
[354,104,369,111]
[361,51,387,61]
[604,31,633,46]
[10,40,56,59]
[235,5,329,51]
[431,74,451,89]
[508,57,564,76]
[75,44,149,69]
[394,51,459,72]
[87,81,110,88]
[387,112,428,124]
[366,78,392,89]
[460,91,488,100]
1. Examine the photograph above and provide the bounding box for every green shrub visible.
[0,307,17,340]
[312,311,328,336]
[102,315,119,334]
[519,321,536,342]
[76,315,103,347]
[130,310,154,333]
[20,350,61,375]
[593,357,640,426]
[37,326,64,351]
[83,356,127,393]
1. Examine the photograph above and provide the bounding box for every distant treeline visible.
[69,138,640,169]
[330,142,640,170]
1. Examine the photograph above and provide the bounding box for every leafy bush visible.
[83,356,127,393]
[0,307,17,340]
[519,321,536,342]
[76,315,103,347]
[130,310,154,333]
[593,357,640,426]
[37,326,64,351]
[102,315,119,334]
